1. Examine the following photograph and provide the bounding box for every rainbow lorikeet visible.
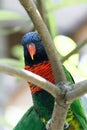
[13,32,87,130]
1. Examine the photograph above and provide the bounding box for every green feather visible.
[71,99,87,130]
[13,106,45,130]
[63,66,87,130]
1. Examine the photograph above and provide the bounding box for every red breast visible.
[25,61,55,94]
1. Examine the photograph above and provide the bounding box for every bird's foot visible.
[46,119,51,130]
[46,120,69,130]
[64,122,69,130]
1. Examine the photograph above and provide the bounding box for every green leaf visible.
[78,60,87,77]
[54,35,82,78]
[54,35,76,56]
[63,55,80,76]
[0,10,23,20]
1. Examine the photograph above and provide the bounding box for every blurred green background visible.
[0,0,87,129]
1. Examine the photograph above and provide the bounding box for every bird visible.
[13,32,87,130]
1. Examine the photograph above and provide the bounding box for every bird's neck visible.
[25,61,55,94]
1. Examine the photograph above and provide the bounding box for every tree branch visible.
[19,0,66,83]
[36,0,52,35]
[61,39,87,63]
[0,64,87,104]
[0,64,60,98]
[66,80,87,103]
[0,21,34,36]
[50,100,69,130]
[36,0,46,23]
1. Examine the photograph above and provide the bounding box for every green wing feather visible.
[63,65,87,129]
[71,100,87,130]
[13,106,45,130]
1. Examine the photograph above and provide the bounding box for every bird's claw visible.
[46,119,51,130]
[46,120,69,130]
[64,122,69,130]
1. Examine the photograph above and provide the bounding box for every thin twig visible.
[36,0,46,23]
[50,100,69,130]
[61,39,87,63]
[0,21,34,36]
[36,0,51,34]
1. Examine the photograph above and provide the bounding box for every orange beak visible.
[27,43,36,60]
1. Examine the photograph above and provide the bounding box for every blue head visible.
[22,32,48,66]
